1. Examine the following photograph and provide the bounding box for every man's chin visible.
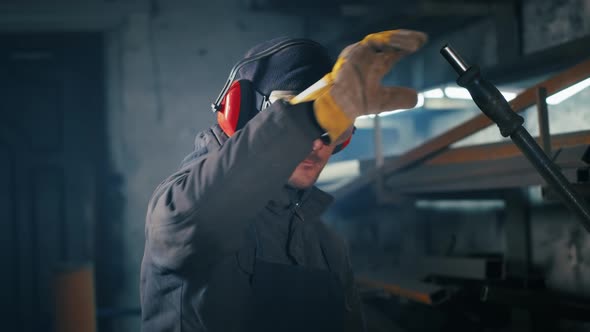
[287,178,315,190]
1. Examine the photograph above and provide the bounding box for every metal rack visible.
[349,58,590,331]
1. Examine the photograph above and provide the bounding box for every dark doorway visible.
[0,33,106,332]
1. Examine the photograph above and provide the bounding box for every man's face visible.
[288,138,337,189]
[269,90,353,189]
[288,126,354,189]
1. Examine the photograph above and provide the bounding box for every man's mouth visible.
[301,153,322,167]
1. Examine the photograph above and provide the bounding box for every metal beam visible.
[356,276,448,305]
[385,145,587,195]
[481,286,590,322]
[503,190,531,279]
[424,131,590,166]
[536,87,551,155]
[324,1,497,51]
[333,130,590,201]
[0,2,145,31]
[416,256,504,280]
[380,58,590,177]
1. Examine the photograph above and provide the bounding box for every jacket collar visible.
[302,186,334,217]
[186,124,335,218]
[266,184,333,219]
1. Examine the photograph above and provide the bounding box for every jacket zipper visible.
[287,201,305,265]
[292,202,305,222]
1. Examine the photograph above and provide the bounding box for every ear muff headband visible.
[331,126,355,154]
[211,38,354,154]
[211,39,324,113]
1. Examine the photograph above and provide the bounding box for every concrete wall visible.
[523,0,590,54]
[400,0,590,90]
[1,1,307,330]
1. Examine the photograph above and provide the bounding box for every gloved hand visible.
[291,30,428,141]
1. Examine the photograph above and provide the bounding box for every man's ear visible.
[332,125,355,155]
[268,90,299,104]
[334,125,355,145]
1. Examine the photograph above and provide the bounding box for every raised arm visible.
[147,101,323,270]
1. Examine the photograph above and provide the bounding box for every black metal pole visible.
[440,44,590,232]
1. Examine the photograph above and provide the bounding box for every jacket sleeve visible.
[146,101,324,271]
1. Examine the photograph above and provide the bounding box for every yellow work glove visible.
[291,30,428,142]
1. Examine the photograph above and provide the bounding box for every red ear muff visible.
[217,80,257,137]
[332,136,352,154]
[332,126,355,154]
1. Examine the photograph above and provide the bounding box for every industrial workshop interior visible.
[2,0,590,331]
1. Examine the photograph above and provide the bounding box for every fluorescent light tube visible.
[444,87,472,99]
[423,88,444,98]
[546,77,590,105]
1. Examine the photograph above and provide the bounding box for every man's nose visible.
[312,138,326,152]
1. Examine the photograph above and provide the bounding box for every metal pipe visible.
[374,115,384,169]
[440,43,590,232]
[510,127,590,224]
[440,44,469,74]
[536,87,552,155]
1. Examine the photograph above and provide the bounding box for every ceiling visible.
[243,0,519,49]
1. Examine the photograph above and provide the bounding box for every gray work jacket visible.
[140,101,364,331]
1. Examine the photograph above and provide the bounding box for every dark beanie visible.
[234,37,334,95]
